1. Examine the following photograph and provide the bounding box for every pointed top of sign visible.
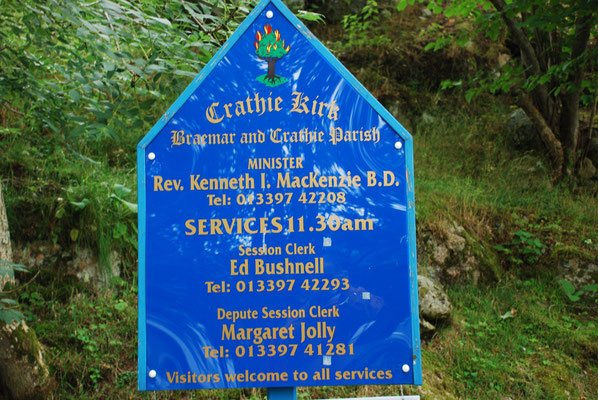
[138,0,412,150]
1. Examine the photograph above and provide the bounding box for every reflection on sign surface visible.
[137,0,421,391]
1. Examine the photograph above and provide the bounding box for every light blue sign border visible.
[137,0,421,390]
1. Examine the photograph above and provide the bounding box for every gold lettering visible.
[206,103,224,123]
[154,176,164,191]
[184,219,196,235]
[290,91,309,114]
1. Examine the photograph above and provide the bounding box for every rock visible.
[578,157,596,180]
[432,243,449,265]
[507,108,540,151]
[420,318,436,333]
[560,258,598,301]
[13,242,62,271]
[497,53,511,67]
[67,248,122,291]
[420,8,433,17]
[15,242,122,291]
[418,275,452,321]
[0,321,54,400]
[420,221,501,284]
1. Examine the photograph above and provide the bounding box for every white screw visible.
[394,141,403,150]
[323,356,331,366]
[402,364,410,373]
[148,152,156,160]
[149,369,157,378]
[362,292,371,300]
[266,10,273,18]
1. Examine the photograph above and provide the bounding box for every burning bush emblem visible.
[254,24,290,87]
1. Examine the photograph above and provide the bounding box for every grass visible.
[414,96,598,234]
[7,94,594,399]
[422,273,598,399]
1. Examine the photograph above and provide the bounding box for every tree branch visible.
[490,0,550,115]
[0,102,25,116]
[102,11,121,52]
[489,0,542,77]
[518,92,564,176]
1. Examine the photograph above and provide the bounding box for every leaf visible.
[110,194,138,213]
[70,229,79,242]
[397,0,409,11]
[113,184,131,197]
[0,260,27,279]
[114,301,128,312]
[295,10,325,23]
[0,309,25,325]
[582,284,598,292]
[148,16,172,27]
[0,260,29,275]
[70,199,89,210]
[69,89,81,103]
[561,279,580,302]
[465,89,476,103]
[113,222,127,239]
[560,279,575,295]
[102,61,116,72]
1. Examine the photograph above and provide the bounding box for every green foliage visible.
[0,0,256,165]
[397,0,598,101]
[560,279,598,302]
[295,10,325,24]
[493,214,548,266]
[0,0,257,265]
[22,282,137,395]
[0,261,29,325]
[415,100,597,230]
[340,0,390,48]
[398,0,598,179]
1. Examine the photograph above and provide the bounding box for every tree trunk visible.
[0,181,53,400]
[267,58,278,80]
[0,183,11,264]
[518,93,564,178]
[559,13,594,177]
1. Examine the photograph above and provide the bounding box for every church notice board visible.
[137,0,421,392]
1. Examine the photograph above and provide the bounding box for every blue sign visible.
[137,0,421,392]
